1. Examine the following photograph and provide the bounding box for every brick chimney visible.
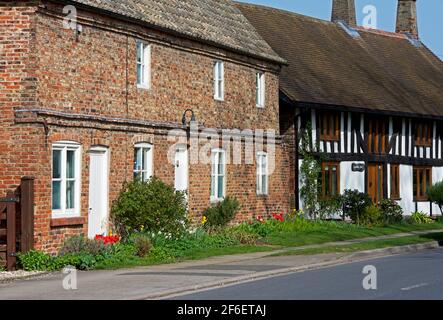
[332,0,357,27]
[396,0,418,38]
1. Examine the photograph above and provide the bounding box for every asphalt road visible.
[174,248,443,300]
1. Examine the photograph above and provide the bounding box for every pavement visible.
[0,229,441,300]
[175,248,443,300]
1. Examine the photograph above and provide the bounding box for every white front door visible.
[174,145,188,192]
[88,147,109,238]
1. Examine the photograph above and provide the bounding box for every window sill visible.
[50,217,86,228]
[414,199,430,202]
[320,137,340,142]
[137,84,151,90]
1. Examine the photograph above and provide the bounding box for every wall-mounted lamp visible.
[182,109,196,126]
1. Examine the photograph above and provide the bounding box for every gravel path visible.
[0,270,47,283]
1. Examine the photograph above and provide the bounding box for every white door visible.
[88,147,109,238]
[174,145,188,192]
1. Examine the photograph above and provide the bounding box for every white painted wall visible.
[398,165,415,215]
[432,167,443,215]
[340,161,365,193]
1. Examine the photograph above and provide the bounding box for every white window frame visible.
[256,72,265,108]
[256,152,268,195]
[136,41,151,89]
[134,143,153,181]
[51,142,81,218]
[210,149,226,202]
[214,60,224,101]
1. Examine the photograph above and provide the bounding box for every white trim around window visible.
[210,149,226,202]
[134,143,153,181]
[256,72,265,108]
[213,60,224,101]
[52,141,81,218]
[136,41,151,89]
[256,152,268,195]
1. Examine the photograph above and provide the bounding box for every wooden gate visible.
[0,177,35,271]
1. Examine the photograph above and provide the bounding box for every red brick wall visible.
[3,1,293,253]
[0,1,38,193]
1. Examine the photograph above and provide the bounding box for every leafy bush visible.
[203,197,240,228]
[378,199,403,224]
[111,177,188,237]
[59,235,109,256]
[410,211,434,224]
[318,196,342,220]
[132,234,153,257]
[359,204,383,226]
[340,190,372,224]
[18,250,98,271]
[226,229,258,245]
[428,181,443,215]
[18,250,53,271]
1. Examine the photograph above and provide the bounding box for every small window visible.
[134,143,153,181]
[136,41,151,89]
[390,164,400,199]
[52,142,81,217]
[319,111,340,141]
[214,61,224,101]
[256,72,265,108]
[415,121,432,147]
[413,166,432,201]
[256,152,268,195]
[321,162,340,198]
[210,149,226,201]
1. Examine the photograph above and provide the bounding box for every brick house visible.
[238,0,443,216]
[1,0,292,253]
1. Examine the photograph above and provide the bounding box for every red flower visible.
[95,235,120,245]
[272,212,284,222]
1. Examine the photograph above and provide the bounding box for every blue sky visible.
[237,0,443,59]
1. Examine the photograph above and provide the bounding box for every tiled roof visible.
[237,3,443,118]
[65,0,285,64]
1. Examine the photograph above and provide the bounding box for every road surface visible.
[174,248,443,300]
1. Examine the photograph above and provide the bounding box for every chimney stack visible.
[332,0,357,27]
[396,0,418,38]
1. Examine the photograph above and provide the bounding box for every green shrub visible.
[340,190,372,224]
[111,177,188,237]
[18,250,53,271]
[359,204,383,226]
[132,234,153,257]
[428,181,443,215]
[0,256,5,271]
[378,199,403,224]
[410,211,434,224]
[234,220,278,238]
[203,197,240,228]
[228,229,258,245]
[318,196,342,220]
[59,235,109,256]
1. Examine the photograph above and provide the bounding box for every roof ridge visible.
[355,26,408,39]
[234,1,334,25]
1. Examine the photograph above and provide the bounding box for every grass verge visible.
[264,221,443,247]
[272,232,443,256]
